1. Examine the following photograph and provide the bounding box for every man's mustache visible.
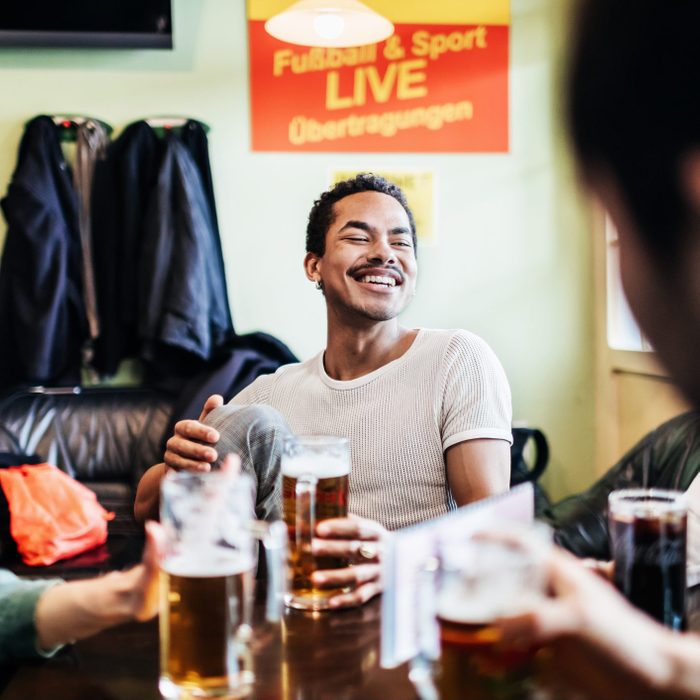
[347,263,404,283]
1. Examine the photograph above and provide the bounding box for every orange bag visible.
[0,463,114,566]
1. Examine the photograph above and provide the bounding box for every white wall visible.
[0,0,594,498]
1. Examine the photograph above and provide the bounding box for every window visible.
[605,216,652,351]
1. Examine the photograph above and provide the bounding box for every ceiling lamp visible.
[265,0,394,48]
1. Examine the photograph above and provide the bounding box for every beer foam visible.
[437,596,501,624]
[162,553,255,578]
[436,579,537,623]
[282,453,349,479]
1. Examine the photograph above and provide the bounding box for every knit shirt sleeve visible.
[229,372,275,405]
[439,331,513,451]
[0,570,64,662]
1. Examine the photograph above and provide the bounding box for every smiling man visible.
[135,173,512,606]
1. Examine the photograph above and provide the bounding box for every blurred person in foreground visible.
[496,1,700,698]
[0,521,163,663]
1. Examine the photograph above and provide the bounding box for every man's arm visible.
[134,462,168,524]
[445,437,510,506]
[134,395,224,524]
[438,332,512,506]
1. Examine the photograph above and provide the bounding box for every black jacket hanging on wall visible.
[0,116,294,395]
[91,120,235,378]
[178,120,229,311]
[0,116,87,390]
[91,121,162,376]
[140,136,234,373]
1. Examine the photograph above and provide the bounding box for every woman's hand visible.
[35,520,167,650]
[495,546,682,700]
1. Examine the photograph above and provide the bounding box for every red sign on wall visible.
[247,3,509,152]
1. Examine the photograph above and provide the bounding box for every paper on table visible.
[380,483,535,668]
[687,475,700,586]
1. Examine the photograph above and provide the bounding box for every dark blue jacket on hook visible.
[0,116,87,390]
[91,119,235,378]
[91,121,162,376]
[140,136,234,370]
[1,116,294,398]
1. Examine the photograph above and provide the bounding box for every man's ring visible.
[353,541,379,561]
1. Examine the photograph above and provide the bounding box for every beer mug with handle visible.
[412,525,550,700]
[282,436,351,610]
[159,469,287,700]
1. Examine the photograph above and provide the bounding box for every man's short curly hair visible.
[305,173,417,256]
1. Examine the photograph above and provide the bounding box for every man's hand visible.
[135,395,226,522]
[163,394,224,472]
[311,514,386,608]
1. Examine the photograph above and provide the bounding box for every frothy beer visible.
[282,449,350,606]
[159,555,254,697]
[436,593,535,700]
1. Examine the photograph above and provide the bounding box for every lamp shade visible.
[264,0,394,48]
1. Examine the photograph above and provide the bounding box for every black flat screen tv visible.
[0,1,173,49]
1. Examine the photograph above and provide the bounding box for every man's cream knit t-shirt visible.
[231,328,512,531]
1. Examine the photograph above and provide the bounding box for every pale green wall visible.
[0,0,594,499]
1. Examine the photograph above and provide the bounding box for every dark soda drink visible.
[609,490,687,631]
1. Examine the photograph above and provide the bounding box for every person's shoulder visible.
[230,359,303,403]
[248,353,321,390]
[271,353,318,378]
[418,328,494,355]
[418,329,506,380]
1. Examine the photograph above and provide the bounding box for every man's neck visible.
[323,320,418,381]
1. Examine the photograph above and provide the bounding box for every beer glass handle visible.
[295,473,318,597]
[409,557,440,700]
[252,520,288,622]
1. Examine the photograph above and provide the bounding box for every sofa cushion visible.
[0,387,175,486]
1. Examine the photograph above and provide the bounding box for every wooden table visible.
[0,595,416,700]
[3,563,700,700]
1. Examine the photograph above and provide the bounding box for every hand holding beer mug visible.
[159,468,286,700]
[608,488,687,630]
[415,527,550,700]
[282,436,352,610]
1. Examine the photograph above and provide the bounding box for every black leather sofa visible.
[0,386,175,577]
[8,382,662,578]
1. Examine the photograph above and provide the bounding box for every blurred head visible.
[567,0,700,405]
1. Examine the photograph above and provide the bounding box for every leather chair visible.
[541,411,700,558]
